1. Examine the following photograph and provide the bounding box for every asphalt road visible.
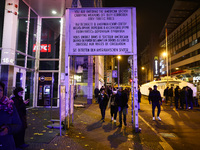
[139,96,200,150]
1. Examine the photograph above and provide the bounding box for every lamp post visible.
[117,56,121,88]
[141,67,147,83]
[165,27,169,87]
[162,51,169,86]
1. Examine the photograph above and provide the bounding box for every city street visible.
[24,96,200,150]
[139,96,200,150]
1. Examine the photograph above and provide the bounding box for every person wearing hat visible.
[109,89,118,123]
[98,88,109,122]
[12,87,29,149]
[149,85,162,121]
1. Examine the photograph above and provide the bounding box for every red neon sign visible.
[33,44,51,52]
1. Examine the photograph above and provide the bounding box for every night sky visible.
[103,0,174,82]
[103,0,174,51]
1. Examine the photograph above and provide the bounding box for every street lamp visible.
[162,51,169,86]
[117,56,121,88]
[141,67,147,83]
[165,27,169,87]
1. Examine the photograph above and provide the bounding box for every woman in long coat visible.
[12,87,29,149]
[0,81,22,150]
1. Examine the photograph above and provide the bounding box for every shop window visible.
[0,0,5,48]
[52,72,58,106]
[27,57,35,69]
[16,53,25,67]
[28,10,38,57]
[25,71,34,107]
[39,61,59,70]
[40,18,60,59]
[16,0,29,53]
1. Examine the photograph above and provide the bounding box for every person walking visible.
[116,87,128,127]
[168,87,174,108]
[180,87,185,109]
[164,87,169,105]
[184,87,189,110]
[98,88,109,122]
[0,81,22,150]
[175,86,180,110]
[110,90,118,123]
[12,87,29,149]
[94,86,100,103]
[187,86,193,110]
[138,88,141,110]
[149,85,162,121]
[148,87,152,103]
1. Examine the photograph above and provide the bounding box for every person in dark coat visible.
[12,87,29,149]
[138,88,141,110]
[148,87,152,103]
[0,81,22,150]
[180,87,185,109]
[175,86,180,110]
[187,87,193,110]
[168,87,174,108]
[149,85,162,121]
[110,90,118,123]
[164,87,169,104]
[115,87,128,127]
[94,86,100,103]
[98,88,109,122]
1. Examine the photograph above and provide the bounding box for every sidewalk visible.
[24,97,167,150]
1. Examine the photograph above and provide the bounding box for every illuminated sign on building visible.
[154,56,159,77]
[107,70,112,83]
[112,70,118,78]
[33,44,51,52]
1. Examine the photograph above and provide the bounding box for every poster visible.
[67,7,133,55]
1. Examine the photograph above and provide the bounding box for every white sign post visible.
[132,8,139,132]
[65,7,138,132]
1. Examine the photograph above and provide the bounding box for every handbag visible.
[107,97,111,108]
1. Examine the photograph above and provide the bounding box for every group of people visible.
[148,85,196,121]
[94,86,129,127]
[0,81,29,150]
[164,86,194,110]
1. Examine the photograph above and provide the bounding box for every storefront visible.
[0,0,63,107]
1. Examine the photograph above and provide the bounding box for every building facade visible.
[139,34,160,85]
[0,0,103,107]
[159,0,200,94]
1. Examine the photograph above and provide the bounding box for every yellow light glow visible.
[162,52,167,57]
[117,56,121,59]
[175,68,179,70]
[141,67,145,70]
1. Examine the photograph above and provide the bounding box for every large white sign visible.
[67,8,134,55]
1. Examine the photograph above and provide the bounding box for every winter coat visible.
[175,87,180,98]
[149,90,162,103]
[110,95,117,106]
[98,93,109,109]
[168,88,174,97]
[164,88,169,97]
[115,91,128,108]
[0,103,22,150]
[187,88,193,102]
[138,90,141,103]
[94,88,100,98]
[12,96,27,128]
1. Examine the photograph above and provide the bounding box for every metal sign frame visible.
[65,7,139,132]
